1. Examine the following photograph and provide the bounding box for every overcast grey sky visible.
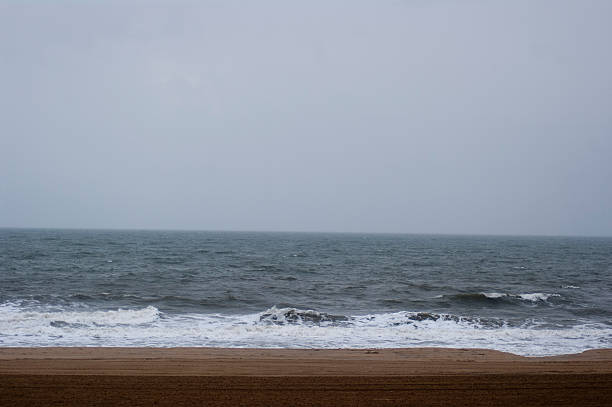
[1,1,611,236]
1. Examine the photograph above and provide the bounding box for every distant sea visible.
[1,229,610,356]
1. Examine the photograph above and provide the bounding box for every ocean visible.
[1,229,610,356]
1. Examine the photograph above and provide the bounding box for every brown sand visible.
[1,347,611,406]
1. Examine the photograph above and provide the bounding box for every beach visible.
[3,0,612,404]
[1,347,611,406]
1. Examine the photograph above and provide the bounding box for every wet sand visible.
[1,347,611,406]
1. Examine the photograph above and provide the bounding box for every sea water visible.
[1,229,610,356]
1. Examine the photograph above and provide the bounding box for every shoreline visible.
[1,347,611,406]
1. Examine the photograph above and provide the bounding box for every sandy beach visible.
[1,347,611,406]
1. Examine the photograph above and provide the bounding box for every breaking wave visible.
[259,307,350,325]
[1,302,610,356]
[444,292,562,304]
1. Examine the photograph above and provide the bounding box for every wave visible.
[0,302,610,356]
[0,302,161,327]
[517,293,561,302]
[480,292,507,299]
[259,307,349,325]
[256,307,503,329]
[442,292,561,304]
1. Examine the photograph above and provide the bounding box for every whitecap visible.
[517,293,561,302]
[481,292,508,299]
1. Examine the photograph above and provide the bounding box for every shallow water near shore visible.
[1,229,610,355]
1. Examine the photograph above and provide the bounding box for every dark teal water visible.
[1,229,610,355]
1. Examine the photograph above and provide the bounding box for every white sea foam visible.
[518,293,561,302]
[562,285,581,289]
[0,302,610,356]
[481,292,508,299]
[479,292,561,302]
[0,302,160,326]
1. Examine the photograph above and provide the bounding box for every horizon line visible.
[1,226,610,239]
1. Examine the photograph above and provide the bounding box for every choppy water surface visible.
[1,229,610,355]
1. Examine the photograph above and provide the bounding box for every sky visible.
[1,1,611,236]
